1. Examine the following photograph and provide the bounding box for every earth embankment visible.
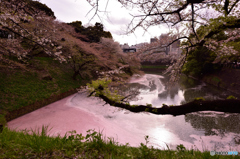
[201,68,240,96]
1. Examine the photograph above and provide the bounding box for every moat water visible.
[8,72,240,151]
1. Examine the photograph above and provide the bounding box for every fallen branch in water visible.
[97,91,240,116]
[87,79,240,116]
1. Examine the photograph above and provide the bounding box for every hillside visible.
[0,0,141,123]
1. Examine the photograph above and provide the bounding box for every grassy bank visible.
[0,57,85,122]
[1,127,238,159]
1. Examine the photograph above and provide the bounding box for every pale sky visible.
[39,0,169,45]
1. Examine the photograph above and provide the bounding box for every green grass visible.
[0,127,239,159]
[141,65,168,69]
[0,57,83,112]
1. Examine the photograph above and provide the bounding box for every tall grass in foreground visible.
[0,126,239,159]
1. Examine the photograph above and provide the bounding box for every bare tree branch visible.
[191,3,199,41]
[228,0,240,15]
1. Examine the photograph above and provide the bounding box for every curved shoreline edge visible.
[5,68,240,122]
[5,89,78,122]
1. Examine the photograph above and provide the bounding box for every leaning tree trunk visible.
[94,87,240,116]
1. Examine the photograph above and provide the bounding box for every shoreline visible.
[7,92,145,148]
[141,64,240,97]
[5,89,78,122]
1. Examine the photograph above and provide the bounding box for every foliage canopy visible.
[68,21,112,43]
[86,0,240,80]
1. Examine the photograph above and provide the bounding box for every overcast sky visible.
[39,0,169,45]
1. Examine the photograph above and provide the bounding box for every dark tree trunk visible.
[72,71,78,80]
[72,70,82,80]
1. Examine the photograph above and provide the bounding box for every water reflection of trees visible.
[125,77,161,99]
[126,74,200,102]
[180,74,240,102]
[124,83,149,91]
[185,113,240,137]
[116,83,144,100]
[158,84,179,100]
[183,89,219,103]
[125,74,239,106]
[149,80,157,92]
[179,75,200,89]
[178,74,232,103]
[183,85,234,103]
[158,76,183,100]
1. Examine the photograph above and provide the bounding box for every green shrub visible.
[145,108,149,112]
[194,97,205,101]
[87,78,124,102]
[227,95,237,99]
[146,103,152,107]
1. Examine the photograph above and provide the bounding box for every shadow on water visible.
[127,71,240,151]
[185,113,240,136]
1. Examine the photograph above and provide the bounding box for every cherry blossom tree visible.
[0,0,141,81]
[86,0,240,70]
[85,0,240,114]
[0,0,66,63]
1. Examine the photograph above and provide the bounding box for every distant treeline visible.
[68,21,112,43]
